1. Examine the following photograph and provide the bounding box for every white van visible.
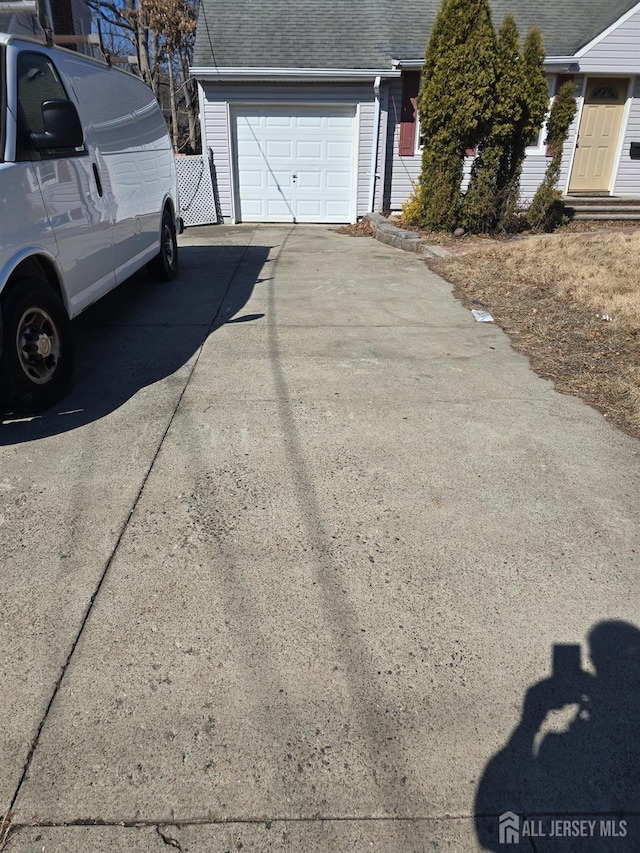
[0,33,182,412]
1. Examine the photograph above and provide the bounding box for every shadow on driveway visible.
[0,243,271,446]
[475,621,640,851]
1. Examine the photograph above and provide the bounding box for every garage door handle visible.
[292,174,297,183]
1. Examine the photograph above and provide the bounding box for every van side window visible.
[16,52,79,160]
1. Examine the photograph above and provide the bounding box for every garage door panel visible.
[239,115,262,130]
[296,140,323,159]
[236,139,265,157]
[326,141,352,159]
[296,200,324,217]
[241,199,266,217]
[297,116,323,128]
[265,115,293,128]
[266,171,292,189]
[266,140,293,158]
[234,104,355,223]
[297,172,322,189]
[327,114,354,128]
[241,170,264,188]
[326,199,352,216]
[326,171,351,189]
[266,198,295,217]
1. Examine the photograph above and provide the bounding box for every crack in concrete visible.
[3,815,479,828]
[157,826,183,849]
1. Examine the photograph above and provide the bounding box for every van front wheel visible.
[0,280,75,413]
[148,209,178,281]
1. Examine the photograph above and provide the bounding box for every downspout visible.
[368,75,382,213]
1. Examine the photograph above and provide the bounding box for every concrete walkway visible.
[1,225,638,851]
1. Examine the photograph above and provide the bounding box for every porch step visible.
[562,196,640,221]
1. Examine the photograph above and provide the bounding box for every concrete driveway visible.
[1,225,638,852]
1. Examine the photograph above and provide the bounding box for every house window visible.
[526,74,557,155]
[591,85,619,100]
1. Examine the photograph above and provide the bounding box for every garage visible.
[232,104,356,223]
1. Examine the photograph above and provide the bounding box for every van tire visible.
[148,208,178,281]
[0,279,75,413]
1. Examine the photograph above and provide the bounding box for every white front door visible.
[233,104,356,223]
[569,78,628,193]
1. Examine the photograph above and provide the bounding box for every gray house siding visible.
[200,86,232,216]
[519,156,550,203]
[372,83,389,212]
[614,76,640,194]
[199,81,382,222]
[576,6,640,73]
[71,0,92,33]
[385,77,420,211]
[355,94,375,216]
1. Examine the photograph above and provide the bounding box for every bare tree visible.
[144,0,199,152]
[88,0,200,151]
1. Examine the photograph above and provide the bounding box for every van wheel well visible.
[147,206,179,281]
[4,257,64,305]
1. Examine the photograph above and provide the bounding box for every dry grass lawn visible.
[0,812,11,851]
[429,227,640,438]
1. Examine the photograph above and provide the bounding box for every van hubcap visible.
[163,224,175,267]
[17,307,61,384]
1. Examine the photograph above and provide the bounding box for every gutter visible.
[544,57,581,71]
[368,76,382,213]
[190,67,401,82]
[191,53,583,82]
[1,2,38,12]
[393,56,580,72]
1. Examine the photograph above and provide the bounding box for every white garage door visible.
[233,104,356,223]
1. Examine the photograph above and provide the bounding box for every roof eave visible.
[190,66,401,82]
[395,56,580,71]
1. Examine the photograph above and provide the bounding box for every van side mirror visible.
[30,99,84,151]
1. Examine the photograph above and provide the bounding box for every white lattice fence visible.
[175,151,221,227]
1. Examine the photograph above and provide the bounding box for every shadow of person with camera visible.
[476,620,640,851]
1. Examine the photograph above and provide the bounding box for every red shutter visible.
[398,71,420,156]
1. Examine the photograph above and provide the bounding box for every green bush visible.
[418,136,466,231]
[525,180,565,233]
[526,81,577,232]
[401,182,423,225]
[461,18,548,233]
[461,143,501,233]
[416,0,497,231]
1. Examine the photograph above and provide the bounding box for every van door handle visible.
[92,162,103,197]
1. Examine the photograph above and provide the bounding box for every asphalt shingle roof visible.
[193,0,639,70]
